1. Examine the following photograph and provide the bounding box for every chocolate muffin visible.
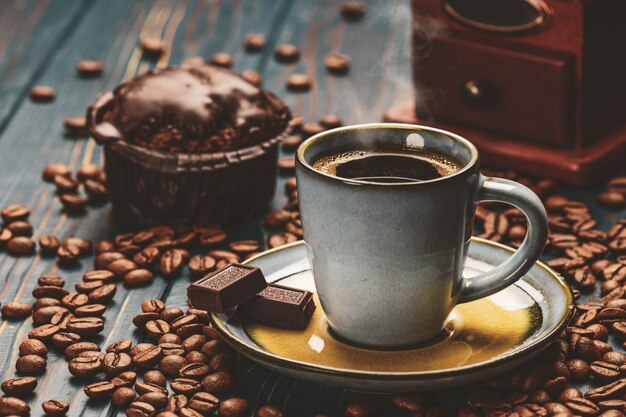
[87,64,291,226]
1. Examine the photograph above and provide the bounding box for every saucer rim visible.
[209,238,575,381]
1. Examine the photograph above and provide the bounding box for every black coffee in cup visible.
[312,148,461,183]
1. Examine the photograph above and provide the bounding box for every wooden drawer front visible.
[413,35,573,147]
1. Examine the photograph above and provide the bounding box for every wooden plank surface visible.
[0,0,623,416]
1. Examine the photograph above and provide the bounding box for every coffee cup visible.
[295,123,548,348]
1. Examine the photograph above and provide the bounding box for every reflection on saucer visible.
[244,289,541,373]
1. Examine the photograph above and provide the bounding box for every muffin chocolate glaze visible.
[87,64,291,226]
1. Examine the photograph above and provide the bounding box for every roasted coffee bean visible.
[32,306,67,325]
[0,396,30,416]
[1,204,30,222]
[603,351,626,365]
[559,387,582,402]
[7,221,32,236]
[63,237,92,255]
[16,354,47,374]
[124,269,153,287]
[228,240,259,255]
[590,361,621,380]
[178,362,210,380]
[113,387,137,407]
[133,345,163,370]
[130,343,156,358]
[1,377,38,396]
[207,250,241,264]
[567,358,591,382]
[185,351,208,365]
[241,69,262,86]
[54,174,79,193]
[75,164,100,182]
[171,314,198,331]
[28,324,59,341]
[187,256,216,278]
[0,227,12,247]
[218,398,249,417]
[146,320,170,339]
[43,164,71,181]
[84,381,116,399]
[286,73,312,91]
[599,410,626,417]
[157,309,183,326]
[133,247,160,269]
[585,379,626,402]
[209,52,233,68]
[598,191,626,208]
[160,249,186,278]
[76,59,103,76]
[83,270,116,283]
[126,401,156,417]
[75,304,106,318]
[243,33,265,51]
[103,352,133,377]
[88,283,117,304]
[339,1,366,20]
[263,209,291,229]
[140,36,167,55]
[107,339,132,354]
[345,398,381,417]
[134,313,160,329]
[1,302,32,319]
[597,400,626,412]
[68,355,102,377]
[318,114,343,130]
[37,275,65,287]
[108,258,138,279]
[140,371,164,389]
[187,309,209,323]
[50,310,73,330]
[157,412,178,417]
[33,285,69,300]
[19,339,47,357]
[159,334,182,346]
[170,378,201,396]
[599,308,626,324]
[62,117,88,134]
[59,193,87,212]
[95,251,126,269]
[34,299,62,312]
[256,405,285,417]
[65,341,100,360]
[112,371,137,388]
[572,336,601,362]
[165,394,188,413]
[181,335,205,353]
[158,355,186,377]
[57,243,81,265]
[179,408,203,417]
[84,180,109,202]
[186,392,219,414]
[62,292,89,310]
[66,316,104,336]
[137,392,168,410]
[209,354,234,372]
[42,399,69,416]
[7,236,35,256]
[274,43,300,62]
[324,52,351,74]
[135,382,167,396]
[76,280,104,294]
[202,325,220,341]
[141,300,165,314]
[201,371,235,395]
[565,397,600,415]
[201,339,232,357]
[175,323,203,338]
[52,332,81,349]
[95,240,115,254]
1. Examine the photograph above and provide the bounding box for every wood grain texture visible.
[0,0,622,416]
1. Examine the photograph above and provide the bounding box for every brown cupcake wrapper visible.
[103,132,285,226]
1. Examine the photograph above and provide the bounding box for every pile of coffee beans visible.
[598,177,626,209]
[41,162,108,214]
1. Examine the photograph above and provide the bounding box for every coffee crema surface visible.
[312,148,462,183]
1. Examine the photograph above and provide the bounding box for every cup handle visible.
[458,175,549,303]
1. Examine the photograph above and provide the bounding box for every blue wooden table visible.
[0,1,624,417]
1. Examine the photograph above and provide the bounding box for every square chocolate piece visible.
[187,263,267,313]
[238,283,316,330]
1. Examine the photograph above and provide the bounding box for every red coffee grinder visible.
[386,0,626,185]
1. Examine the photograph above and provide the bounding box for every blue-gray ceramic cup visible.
[295,123,549,349]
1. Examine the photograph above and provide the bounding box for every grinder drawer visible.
[413,35,574,147]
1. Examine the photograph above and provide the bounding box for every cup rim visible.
[296,123,479,186]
